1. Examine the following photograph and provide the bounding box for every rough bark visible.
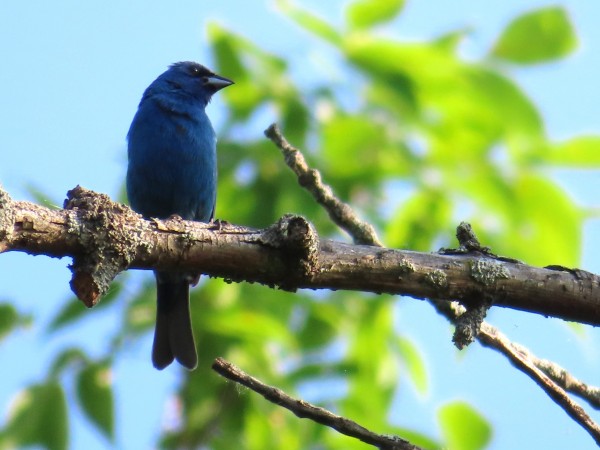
[1,185,599,327]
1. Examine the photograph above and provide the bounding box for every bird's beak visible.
[205,75,234,91]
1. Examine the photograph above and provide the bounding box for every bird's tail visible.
[153,272,198,370]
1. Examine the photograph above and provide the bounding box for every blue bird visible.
[126,62,233,370]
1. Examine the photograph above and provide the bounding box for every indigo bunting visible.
[126,62,233,370]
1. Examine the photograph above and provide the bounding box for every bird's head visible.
[154,61,234,106]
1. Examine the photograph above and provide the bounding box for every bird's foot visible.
[210,218,230,231]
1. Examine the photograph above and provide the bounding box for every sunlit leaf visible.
[124,280,155,334]
[511,174,581,266]
[434,28,472,53]
[287,362,357,383]
[492,6,577,64]
[1,383,68,450]
[461,67,544,147]
[277,0,342,45]
[280,95,310,147]
[48,299,89,332]
[547,136,600,166]
[208,23,266,120]
[345,37,456,91]
[321,114,401,178]
[346,0,405,30]
[439,401,491,450]
[296,306,338,349]
[462,172,581,266]
[77,362,114,441]
[395,335,428,394]
[49,347,88,377]
[567,321,586,337]
[0,303,28,342]
[386,189,452,250]
[48,279,123,333]
[25,184,61,210]
[393,427,441,450]
[426,66,543,157]
[206,309,297,348]
[343,300,397,427]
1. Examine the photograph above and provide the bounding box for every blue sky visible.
[1,1,600,449]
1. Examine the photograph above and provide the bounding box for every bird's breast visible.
[126,99,217,222]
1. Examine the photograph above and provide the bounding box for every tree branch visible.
[262,124,600,442]
[535,357,600,410]
[433,300,600,444]
[477,320,600,445]
[2,185,600,327]
[265,123,383,247]
[212,357,422,450]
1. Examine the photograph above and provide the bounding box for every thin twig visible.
[477,322,600,445]
[534,357,600,409]
[265,123,383,247]
[212,357,422,450]
[265,124,600,443]
[434,300,600,445]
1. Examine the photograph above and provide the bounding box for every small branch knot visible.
[456,222,488,252]
[0,186,14,251]
[64,185,138,306]
[261,214,320,290]
[453,299,492,349]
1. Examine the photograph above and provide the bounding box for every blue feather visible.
[126,62,233,369]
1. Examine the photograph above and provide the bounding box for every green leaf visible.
[209,22,306,140]
[25,183,61,210]
[124,280,155,334]
[206,309,296,348]
[425,66,544,161]
[492,6,577,64]
[280,95,310,148]
[513,174,581,266]
[296,306,338,349]
[395,336,428,394]
[454,168,519,231]
[49,347,88,377]
[321,114,401,178]
[77,362,114,441]
[438,401,491,450]
[347,37,421,118]
[385,189,452,250]
[463,172,580,266]
[48,279,123,332]
[567,321,586,337]
[0,303,29,342]
[393,427,441,450]
[277,0,342,45]
[208,23,265,120]
[287,362,357,384]
[347,0,405,30]
[343,300,398,426]
[460,67,544,147]
[1,383,68,450]
[434,28,472,53]
[48,299,88,332]
[547,136,600,166]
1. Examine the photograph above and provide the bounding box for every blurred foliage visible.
[0,382,68,450]
[438,401,492,450]
[0,303,30,342]
[1,1,598,449]
[491,6,577,64]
